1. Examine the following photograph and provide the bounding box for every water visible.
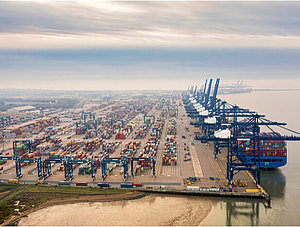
[203,91,300,226]
[19,91,300,226]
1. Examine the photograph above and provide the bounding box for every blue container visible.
[120,183,134,188]
[189,177,197,181]
[58,181,70,186]
[223,188,227,192]
[98,183,110,188]
[228,188,232,192]
[209,177,214,180]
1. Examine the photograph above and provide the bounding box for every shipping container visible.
[76,182,88,186]
[8,179,19,183]
[246,189,259,193]
[98,183,110,188]
[58,181,70,186]
[120,183,134,188]
[187,186,199,191]
[131,182,142,187]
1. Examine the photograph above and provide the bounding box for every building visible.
[7,105,36,114]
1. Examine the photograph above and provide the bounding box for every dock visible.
[3,84,295,203]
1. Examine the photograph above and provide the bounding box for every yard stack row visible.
[7,117,60,138]
[99,141,120,158]
[135,117,163,173]
[120,141,141,158]
[163,119,178,166]
[134,122,152,139]
[150,116,165,139]
[83,139,103,153]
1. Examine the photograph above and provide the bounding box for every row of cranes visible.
[0,140,156,181]
[184,78,300,186]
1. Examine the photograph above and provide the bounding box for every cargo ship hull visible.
[238,132,287,168]
[238,155,287,168]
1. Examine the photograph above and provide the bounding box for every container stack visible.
[151,116,165,139]
[10,118,59,138]
[134,122,152,139]
[163,119,177,166]
[76,126,85,135]
[66,140,85,153]
[31,136,62,155]
[136,120,162,170]
[115,132,126,140]
[120,141,141,157]
[83,139,102,153]
[238,131,287,157]
[0,160,7,165]
[78,164,92,175]
[166,118,177,136]
[101,142,120,156]
[36,142,52,155]
[14,143,29,156]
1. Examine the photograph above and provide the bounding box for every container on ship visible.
[238,131,287,168]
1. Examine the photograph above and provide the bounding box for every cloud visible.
[0,2,300,49]
[0,1,299,90]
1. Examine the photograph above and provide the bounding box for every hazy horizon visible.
[0,1,299,90]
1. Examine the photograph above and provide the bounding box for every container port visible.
[1,81,300,203]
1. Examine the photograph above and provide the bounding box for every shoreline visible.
[2,191,146,226]
[17,194,213,226]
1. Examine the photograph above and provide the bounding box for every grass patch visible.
[0,183,132,224]
[0,184,17,193]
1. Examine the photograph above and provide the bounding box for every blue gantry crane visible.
[101,157,129,181]
[100,156,156,181]
[81,111,95,123]
[130,157,156,177]
[13,140,32,155]
[144,114,155,124]
[184,79,300,186]
[1,139,97,181]
[0,155,43,179]
[43,156,96,181]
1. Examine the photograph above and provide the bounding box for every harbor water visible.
[19,91,300,226]
[203,90,300,225]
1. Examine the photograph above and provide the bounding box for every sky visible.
[0,1,300,90]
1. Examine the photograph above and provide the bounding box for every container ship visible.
[238,132,287,168]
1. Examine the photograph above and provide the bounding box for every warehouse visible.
[7,105,36,114]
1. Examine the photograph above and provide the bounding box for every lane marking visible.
[189,142,204,177]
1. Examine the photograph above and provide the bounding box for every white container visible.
[209,187,220,192]
[187,186,200,191]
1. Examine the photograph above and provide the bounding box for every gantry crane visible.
[184,79,300,186]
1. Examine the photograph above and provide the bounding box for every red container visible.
[0,160,7,165]
[76,182,88,186]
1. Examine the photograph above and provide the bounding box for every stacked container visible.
[120,141,141,157]
[134,122,152,139]
[163,119,177,166]
[238,131,287,157]
[78,164,91,175]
